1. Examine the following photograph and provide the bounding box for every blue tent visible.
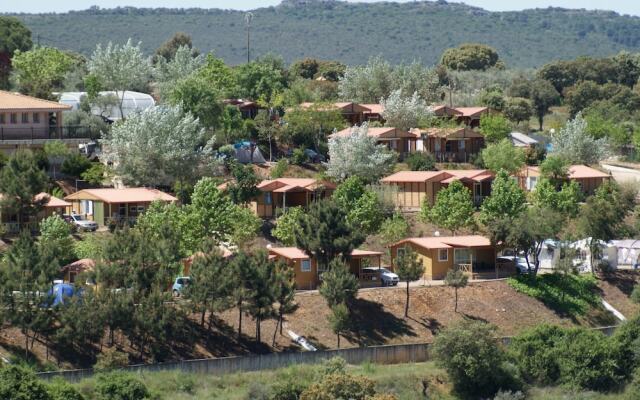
[46,283,79,306]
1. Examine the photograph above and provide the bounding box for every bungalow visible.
[0,192,71,233]
[223,98,262,119]
[181,247,234,276]
[61,258,95,284]
[431,105,463,119]
[330,126,417,157]
[389,235,510,280]
[299,102,370,125]
[515,165,610,195]
[0,90,71,141]
[65,188,177,226]
[381,169,494,210]
[249,178,335,218]
[268,246,384,290]
[361,103,385,122]
[412,127,485,163]
[454,107,489,128]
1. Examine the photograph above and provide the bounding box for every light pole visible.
[245,12,254,63]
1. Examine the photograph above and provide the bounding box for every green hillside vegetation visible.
[10,0,640,67]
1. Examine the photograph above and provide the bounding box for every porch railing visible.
[0,125,98,141]
[434,151,476,163]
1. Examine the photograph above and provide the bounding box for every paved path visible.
[601,163,640,184]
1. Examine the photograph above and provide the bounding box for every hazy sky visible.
[2,0,640,16]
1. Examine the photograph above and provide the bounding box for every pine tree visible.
[272,262,298,346]
[395,248,425,318]
[319,259,358,309]
[444,269,468,313]
[0,149,47,225]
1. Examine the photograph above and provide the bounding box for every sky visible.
[2,0,640,16]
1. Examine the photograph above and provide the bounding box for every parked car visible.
[172,276,191,297]
[497,256,531,274]
[362,267,399,286]
[63,214,98,232]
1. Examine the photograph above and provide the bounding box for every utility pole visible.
[245,12,254,63]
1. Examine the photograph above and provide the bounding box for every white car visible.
[362,267,400,286]
[65,214,98,232]
[497,256,531,274]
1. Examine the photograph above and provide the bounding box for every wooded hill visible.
[10,0,640,67]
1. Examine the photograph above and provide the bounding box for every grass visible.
[507,273,602,319]
[66,360,635,400]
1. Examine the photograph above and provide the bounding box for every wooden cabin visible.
[413,127,485,163]
[247,178,335,218]
[331,126,417,158]
[515,165,610,195]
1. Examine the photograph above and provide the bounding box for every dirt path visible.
[601,163,640,185]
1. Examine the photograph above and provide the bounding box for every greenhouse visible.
[59,91,156,121]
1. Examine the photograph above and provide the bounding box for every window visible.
[526,176,538,191]
[434,140,441,152]
[80,200,93,215]
[264,192,272,205]
[397,247,406,259]
[445,141,452,152]
[137,206,145,213]
[32,113,40,123]
[454,248,472,265]
[438,248,448,262]
[10,113,17,124]
[459,139,465,150]
[119,204,126,216]
[0,114,4,124]
[301,259,311,272]
[21,113,28,123]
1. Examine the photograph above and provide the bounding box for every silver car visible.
[497,256,531,274]
[362,267,400,286]
[67,214,98,232]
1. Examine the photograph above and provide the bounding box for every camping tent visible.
[234,141,266,164]
[610,240,640,267]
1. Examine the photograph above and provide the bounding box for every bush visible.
[318,356,346,376]
[405,151,436,171]
[94,347,130,371]
[272,206,304,245]
[626,369,640,400]
[269,380,307,400]
[47,378,85,400]
[95,372,149,400]
[300,373,375,400]
[631,284,640,304]
[493,390,525,400]
[271,158,289,178]
[379,213,409,243]
[510,324,567,384]
[556,328,624,391]
[61,153,92,178]
[0,365,52,400]
[291,148,308,165]
[432,320,521,398]
[611,315,640,374]
[81,163,108,186]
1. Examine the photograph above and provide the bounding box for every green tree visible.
[272,262,298,345]
[0,149,48,225]
[504,97,533,125]
[228,251,254,337]
[422,180,474,235]
[195,54,238,98]
[405,151,436,171]
[47,378,85,400]
[480,114,511,143]
[432,320,520,398]
[319,259,358,308]
[294,200,365,271]
[167,74,222,130]
[81,163,109,186]
[539,155,569,188]
[272,206,304,246]
[482,139,525,174]
[282,103,345,149]
[87,39,152,118]
[43,140,69,179]
[479,170,527,225]
[255,109,279,162]
[11,46,74,99]
[61,153,92,178]
[328,303,351,349]
[0,16,32,89]
[235,60,286,103]
[440,43,500,71]
[444,268,468,313]
[479,87,506,111]
[379,213,409,243]
[154,32,195,62]
[530,78,560,130]
[0,365,52,400]
[245,251,277,343]
[227,164,260,205]
[39,215,75,266]
[395,247,425,317]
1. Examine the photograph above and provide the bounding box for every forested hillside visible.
[10,0,640,67]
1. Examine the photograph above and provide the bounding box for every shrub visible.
[94,347,130,371]
[0,365,52,400]
[291,148,308,165]
[269,380,307,400]
[272,206,304,246]
[510,324,567,384]
[81,163,108,186]
[626,369,640,400]
[405,151,435,171]
[61,153,92,178]
[300,373,375,400]
[271,158,289,178]
[631,284,640,304]
[318,356,346,376]
[432,320,521,398]
[47,378,85,400]
[493,390,526,400]
[379,213,409,243]
[556,328,624,391]
[611,315,640,375]
[94,372,149,400]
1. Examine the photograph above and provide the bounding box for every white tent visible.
[59,91,155,120]
[610,240,640,267]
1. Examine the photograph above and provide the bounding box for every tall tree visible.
[294,200,365,271]
[440,43,501,71]
[482,139,525,174]
[395,248,425,317]
[530,78,560,130]
[503,97,532,125]
[0,149,48,225]
[11,47,74,99]
[101,105,205,187]
[444,268,468,313]
[245,251,277,343]
[328,303,351,349]
[422,180,475,235]
[550,113,610,164]
[229,251,253,337]
[479,170,527,225]
[87,39,152,118]
[227,164,260,205]
[0,17,32,90]
[318,259,358,309]
[154,32,196,62]
[480,114,511,143]
[272,261,297,345]
[380,90,431,131]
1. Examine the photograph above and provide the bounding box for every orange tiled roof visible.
[361,104,385,114]
[269,247,383,260]
[394,235,492,250]
[516,165,609,180]
[65,188,177,203]
[0,90,71,111]
[257,178,336,192]
[381,169,492,184]
[35,192,71,208]
[330,126,415,139]
[454,107,489,117]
